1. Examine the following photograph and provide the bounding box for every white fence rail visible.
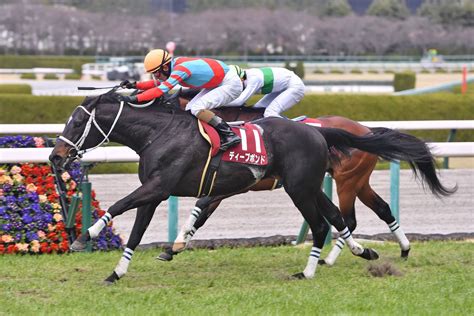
[1,120,474,135]
[1,142,472,164]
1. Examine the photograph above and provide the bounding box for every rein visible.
[59,101,124,158]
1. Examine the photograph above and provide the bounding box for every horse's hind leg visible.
[104,202,158,284]
[314,191,378,261]
[358,183,410,258]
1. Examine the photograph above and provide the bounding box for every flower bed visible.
[0,136,122,254]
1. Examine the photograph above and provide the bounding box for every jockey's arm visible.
[136,80,161,90]
[136,67,190,102]
[227,82,261,106]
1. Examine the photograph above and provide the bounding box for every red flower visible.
[56,222,65,231]
[50,243,59,252]
[60,240,69,252]
[7,244,17,254]
[0,244,5,254]
[47,232,58,241]
[40,242,50,254]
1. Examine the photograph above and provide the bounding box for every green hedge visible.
[0,94,473,142]
[0,84,32,94]
[43,73,59,80]
[20,73,36,80]
[65,73,82,80]
[393,71,416,91]
[0,55,94,75]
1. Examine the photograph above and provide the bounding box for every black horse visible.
[159,101,456,263]
[49,90,435,284]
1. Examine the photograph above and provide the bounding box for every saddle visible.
[196,120,268,197]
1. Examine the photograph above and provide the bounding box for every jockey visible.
[227,66,305,117]
[119,49,242,151]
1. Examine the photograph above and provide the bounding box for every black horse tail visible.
[316,126,457,197]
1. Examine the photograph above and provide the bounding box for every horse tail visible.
[316,126,457,197]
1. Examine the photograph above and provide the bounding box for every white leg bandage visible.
[114,248,134,278]
[303,247,321,279]
[388,220,410,250]
[88,212,112,238]
[339,227,363,255]
[324,237,346,266]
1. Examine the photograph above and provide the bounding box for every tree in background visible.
[322,0,352,17]
[367,0,410,20]
[418,0,474,27]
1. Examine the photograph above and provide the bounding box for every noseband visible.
[58,101,124,159]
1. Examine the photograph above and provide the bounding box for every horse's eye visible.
[72,118,83,128]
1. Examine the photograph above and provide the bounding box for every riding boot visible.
[208,115,241,151]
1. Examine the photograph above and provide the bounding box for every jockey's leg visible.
[263,74,305,118]
[187,70,243,151]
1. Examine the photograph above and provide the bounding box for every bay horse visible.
[160,89,456,265]
[49,89,450,284]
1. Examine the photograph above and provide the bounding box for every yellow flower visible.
[0,175,13,185]
[52,203,61,210]
[39,195,48,203]
[30,240,40,253]
[10,165,22,175]
[1,235,14,243]
[26,183,37,192]
[53,213,63,222]
[16,243,29,252]
[37,231,46,239]
[0,168,6,176]
[12,174,24,183]
[48,224,56,232]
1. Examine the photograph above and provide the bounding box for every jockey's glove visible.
[118,94,138,103]
[119,80,136,89]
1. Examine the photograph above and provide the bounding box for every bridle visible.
[58,100,124,159]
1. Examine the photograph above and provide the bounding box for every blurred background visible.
[0,0,473,94]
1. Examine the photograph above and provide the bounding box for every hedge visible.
[393,71,416,91]
[20,73,36,80]
[0,94,473,142]
[0,84,32,94]
[43,73,59,80]
[0,55,94,75]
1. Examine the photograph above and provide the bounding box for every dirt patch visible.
[368,262,403,277]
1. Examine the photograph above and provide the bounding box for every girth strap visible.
[199,152,223,197]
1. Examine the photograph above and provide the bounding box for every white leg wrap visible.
[339,227,363,255]
[114,248,134,278]
[303,247,321,279]
[88,212,112,238]
[325,238,345,266]
[388,221,410,250]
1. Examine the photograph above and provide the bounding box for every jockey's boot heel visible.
[209,115,241,151]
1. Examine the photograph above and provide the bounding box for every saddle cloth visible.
[198,121,268,166]
[293,116,324,127]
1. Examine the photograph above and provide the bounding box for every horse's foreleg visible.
[323,190,357,266]
[358,184,410,258]
[104,203,158,284]
[285,189,328,279]
[172,196,223,252]
[71,178,164,251]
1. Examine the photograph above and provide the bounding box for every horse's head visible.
[49,92,120,170]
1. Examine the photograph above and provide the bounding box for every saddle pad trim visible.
[196,120,213,197]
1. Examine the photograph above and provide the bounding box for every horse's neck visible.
[102,105,192,153]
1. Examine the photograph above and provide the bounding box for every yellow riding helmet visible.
[143,49,172,73]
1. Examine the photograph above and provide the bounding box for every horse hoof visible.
[156,252,173,262]
[401,248,410,259]
[318,259,327,265]
[171,242,186,253]
[103,271,119,285]
[358,248,379,261]
[70,240,86,252]
[290,272,307,280]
